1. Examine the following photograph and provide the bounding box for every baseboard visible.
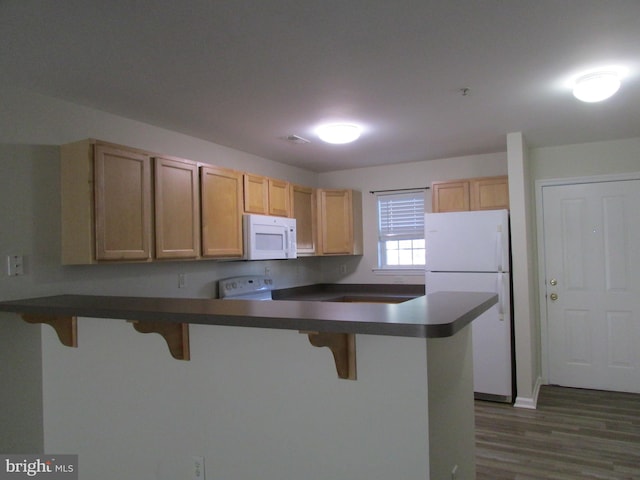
[474,392,512,404]
[513,376,543,409]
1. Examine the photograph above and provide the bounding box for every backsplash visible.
[60,256,324,299]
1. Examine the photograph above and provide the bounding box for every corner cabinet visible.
[201,166,244,258]
[432,176,509,213]
[62,140,209,264]
[62,140,153,264]
[317,189,363,255]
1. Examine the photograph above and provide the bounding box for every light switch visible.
[191,455,205,480]
[7,255,24,276]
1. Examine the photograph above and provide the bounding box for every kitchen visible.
[3,88,639,479]
[0,114,503,479]
[2,1,640,479]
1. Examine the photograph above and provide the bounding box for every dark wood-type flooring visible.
[475,385,640,479]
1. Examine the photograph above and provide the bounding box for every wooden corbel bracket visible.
[22,313,78,347]
[303,331,357,380]
[130,321,190,361]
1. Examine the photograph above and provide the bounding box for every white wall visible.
[317,152,508,284]
[507,133,541,408]
[0,317,43,453]
[531,137,640,180]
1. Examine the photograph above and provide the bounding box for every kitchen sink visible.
[321,295,414,304]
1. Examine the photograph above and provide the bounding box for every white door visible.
[542,179,640,393]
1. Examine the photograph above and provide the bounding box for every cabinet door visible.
[268,178,291,217]
[94,144,152,261]
[470,176,509,210]
[318,189,354,255]
[154,157,200,259]
[431,181,470,212]
[201,166,243,258]
[291,184,316,255]
[243,173,269,214]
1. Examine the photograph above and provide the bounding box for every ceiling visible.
[1,1,639,172]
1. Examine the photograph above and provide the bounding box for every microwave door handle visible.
[284,228,290,255]
[287,227,296,256]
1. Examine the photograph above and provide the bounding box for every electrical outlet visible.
[264,266,271,277]
[192,455,205,480]
[339,264,347,274]
[178,274,186,288]
[7,255,24,276]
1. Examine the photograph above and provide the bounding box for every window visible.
[377,190,425,269]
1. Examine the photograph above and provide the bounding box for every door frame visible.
[535,172,640,385]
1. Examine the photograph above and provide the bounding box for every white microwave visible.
[243,214,297,260]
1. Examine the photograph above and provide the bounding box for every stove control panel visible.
[218,275,274,299]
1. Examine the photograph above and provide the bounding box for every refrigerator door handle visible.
[495,231,503,272]
[497,273,505,320]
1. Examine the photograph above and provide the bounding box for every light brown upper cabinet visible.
[201,166,244,258]
[432,175,509,213]
[154,157,200,259]
[243,173,269,215]
[268,178,291,217]
[317,189,363,255]
[61,140,153,264]
[431,180,470,213]
[470,176,510,211]
[243,174,291,217]
[290,184,317,255]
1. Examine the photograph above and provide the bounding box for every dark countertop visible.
[271,283,425,303]
[0,289,497,338]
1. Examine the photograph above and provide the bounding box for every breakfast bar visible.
[0,291,496,480]
[0,290,496,338]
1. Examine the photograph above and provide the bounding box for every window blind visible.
[377,191,425,239]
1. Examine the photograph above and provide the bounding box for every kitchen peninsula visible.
[0,290,496,480]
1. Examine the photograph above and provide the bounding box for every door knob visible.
[550,293,558,301]
[550,278,557,286]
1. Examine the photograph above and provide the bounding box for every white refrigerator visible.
[425,209,513,403]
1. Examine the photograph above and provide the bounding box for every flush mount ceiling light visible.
[572,71,621,103]
[316,123,362,144]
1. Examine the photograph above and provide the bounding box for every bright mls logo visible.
[0,455,77,479]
